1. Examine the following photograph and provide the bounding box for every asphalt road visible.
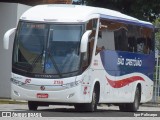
[0,104,160,118]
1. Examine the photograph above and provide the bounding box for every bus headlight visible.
[11,78,25,86]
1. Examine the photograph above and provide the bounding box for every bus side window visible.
[141,27,154,54]
[137,38,144,53]
[114,28,128,51]
[96,30,115,54]
[96,30,105,54]
[82,19,97,70]
[128,37,136,52]
[96,19,126,54]
[146,37,152,54]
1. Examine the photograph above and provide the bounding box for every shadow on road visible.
[38,108,119,113]
[11,106,160,117]
[15,108,136,117]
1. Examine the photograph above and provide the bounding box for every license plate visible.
[37,93,48,98]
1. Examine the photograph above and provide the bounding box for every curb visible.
[0,99,27,104]
[0,99,160,107]
[141,103,160,107]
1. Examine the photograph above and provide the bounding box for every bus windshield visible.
[13,21,83,78]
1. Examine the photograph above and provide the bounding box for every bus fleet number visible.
[54,80,63,85]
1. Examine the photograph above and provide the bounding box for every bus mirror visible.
[80,30,92,53]
[3,28,16,50]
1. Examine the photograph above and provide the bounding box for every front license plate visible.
[37,93,48,98]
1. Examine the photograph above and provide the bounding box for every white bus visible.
[4,4,155,112]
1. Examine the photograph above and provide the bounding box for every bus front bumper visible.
[11,83,87,103]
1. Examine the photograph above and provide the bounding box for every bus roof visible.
[20,4,153,28]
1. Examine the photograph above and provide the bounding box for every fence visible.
[152,55,160,104]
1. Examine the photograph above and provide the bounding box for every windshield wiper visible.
[27,51,44,72]
[42,50,46,72]
[48,51,62,78]
[13,50,43,72]
[43,28,62,77]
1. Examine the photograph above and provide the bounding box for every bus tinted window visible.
[114,27,128,51]
[96,19,154,55]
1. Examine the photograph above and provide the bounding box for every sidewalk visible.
[0,99,27,104]
[141,102,160,107]
[0,98,160,108]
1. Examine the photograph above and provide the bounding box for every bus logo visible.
[40,86,45,91]
[25,79,31,84]
[45,63,51,69]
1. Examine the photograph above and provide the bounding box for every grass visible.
[0,99,27,104]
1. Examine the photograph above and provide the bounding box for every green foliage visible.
[83,0,160,49]
[85,0,160,22]
[153,18,160,51]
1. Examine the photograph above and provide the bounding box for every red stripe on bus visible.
[106,76,144,88]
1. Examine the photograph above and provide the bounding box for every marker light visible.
[11,78,25,86]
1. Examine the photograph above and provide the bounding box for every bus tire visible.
[127,87,140,112]
[74,104,84,111]
[119,87,140,112]
[85,86,98,112]
[119,104,127,111]
[28,101,38,111]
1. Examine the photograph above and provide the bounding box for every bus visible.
[3,4,155,112]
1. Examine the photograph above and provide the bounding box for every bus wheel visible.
[119,104,127,111]
[74,104,84,111]
[119,87,140,112]
[128,87,140,112]
[85,86,98,112]
[28,101,38,111]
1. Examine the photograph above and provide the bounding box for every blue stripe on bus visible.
[100,50,155,80]
[100,14,154,29]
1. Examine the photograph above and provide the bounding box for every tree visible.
[153,18,160,51]
[72,0,82,4]
[84,0,160,22]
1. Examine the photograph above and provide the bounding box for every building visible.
[0,3,31,98]
[0,0,73,5]
[0,0,74,98]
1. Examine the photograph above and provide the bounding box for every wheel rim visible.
[134,89,140,109]
[92,91,96,109]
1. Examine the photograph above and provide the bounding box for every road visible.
[0,104,160,118]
